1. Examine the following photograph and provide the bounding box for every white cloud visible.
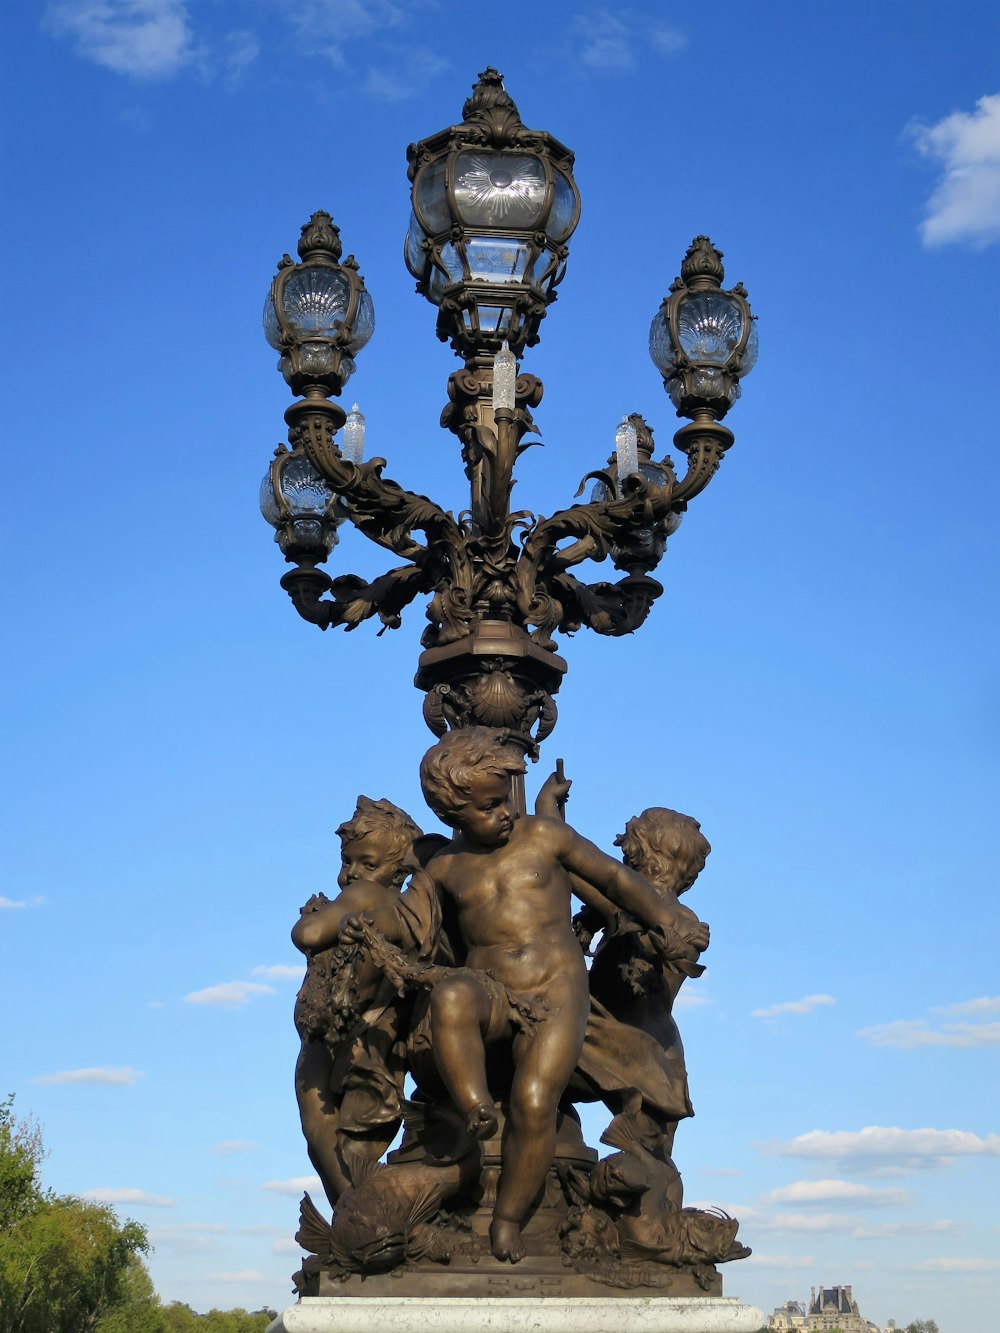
[745,1252,816,1269]
[362,50,449,103]
[859,1017,1000,1049]
[851,1219,960,1239]
[0,895,44,909]
[207,1269,273,1283]
[674,989,712,1010]
[44,0,194,81]
[773,1126,1000,1172]
[85,1186,174,1206]
[32,1066,141,1086]
[571,10,686,71]
[914,1256,1000,1272]
[700,1167,743,1177]
[911,92,1000,248]
[754,1211,862,1233]
[752,993,835,1019]
[262,1175,322,1196]
[184,980,275,1008]
[273,1237,303,1255]
[212,1139,262,1154]
[764,1179,909,1207]
[932,995,1000,1018]
[252,964,302,981]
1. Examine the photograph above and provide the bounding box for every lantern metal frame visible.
[259,72,756,807]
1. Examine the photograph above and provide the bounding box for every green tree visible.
[906,1322,940,1333]
[0,1095,156,1333]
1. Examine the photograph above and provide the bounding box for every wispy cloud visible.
[0,895,45,910]
[262,1175,322,1196]
[674,989,712,1010]
[913,1256,1000,1272]
[744,1252,816,1269]
[32,1066,141,1086]
[910,92,1000,248]
[700,1167,743,1178]
[764,1179,909,1207]
[85,1186,174,1206]
[207,1269,273,1283]
[771,1126,1000,1173]
[753,993,835,1019]
[859,1016,1000,1049]
[273,1237,302,1255]
[570,10,686,72]
[363,49,449,102]
[251,964,302,981]
[44,0,194,81]
[212,1140,261,1155]
[184,980,276,1008]
[932,995,1000,1018]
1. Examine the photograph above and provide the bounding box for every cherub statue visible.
[291,796,440,1206]
[415,728,709,1263]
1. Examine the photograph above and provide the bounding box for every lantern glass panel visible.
[477,306,513,334]
[279,267,353,340]
[259,470,280,525]
[677,292,746,365]
[547,168,577,242]
[740,318,759,375]
[263,293,281,348]
[278,454,337,517]
[415,157,451,232]
[348,290,375,354]
[405,211,427,278]
[648,308,675,375]
[465,237,531,283]
[453,152,547,228]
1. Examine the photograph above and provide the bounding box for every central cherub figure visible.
[418,727,709,1264]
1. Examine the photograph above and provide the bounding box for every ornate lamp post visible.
[260,67,756,808]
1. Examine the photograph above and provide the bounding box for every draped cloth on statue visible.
[574,996,694,1122]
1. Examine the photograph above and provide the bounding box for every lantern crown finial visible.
[678,236,725,290]
[461,68,526,147]
[298,211,343,264]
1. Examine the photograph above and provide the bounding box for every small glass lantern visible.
[260,445,345,562]
[404,68,581,359]
[649,237,757,420]
[264,211,374,398]
[590,417,682,573]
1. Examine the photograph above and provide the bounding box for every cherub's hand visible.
[535,769,572,817]
[339,912,374,944]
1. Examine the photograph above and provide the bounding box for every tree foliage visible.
[1,1097,276,1333]
[906,1322,940,1333]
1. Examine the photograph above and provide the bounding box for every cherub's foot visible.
[490,1216,525,1263]
[465,1103,498,1140]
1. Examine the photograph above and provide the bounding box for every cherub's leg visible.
[295,1040,349,1205]
[491,1008,587,1262]
[429,974,497,1139]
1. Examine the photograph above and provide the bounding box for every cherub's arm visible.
[535,762,572,819]
[291,883,386,954]
[549,820,709,959]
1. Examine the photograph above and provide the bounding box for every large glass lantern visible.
[260,444,345,563]
[649,237,757,420]
[405,68,581,360]
[264,211,374,398]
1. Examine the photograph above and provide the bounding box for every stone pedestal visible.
[267,1295,765,1333]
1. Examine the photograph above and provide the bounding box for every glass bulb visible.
[493,343,517,412]
[343,403,365,465]
[615,417,639,488]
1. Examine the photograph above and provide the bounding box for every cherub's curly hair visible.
[419,727,525,824]
[615,807,710,895]
[335,796,423,883]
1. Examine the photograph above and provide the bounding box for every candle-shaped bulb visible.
[493,341,516,413]
[343,402,365,465]
[615,416,639,491]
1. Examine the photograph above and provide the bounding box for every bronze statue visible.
[288,730,750,1298]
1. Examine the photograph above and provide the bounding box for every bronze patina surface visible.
[260,70,757,1300]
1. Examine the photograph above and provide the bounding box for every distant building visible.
[767,1285,895,1333]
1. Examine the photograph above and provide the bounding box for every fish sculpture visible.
[294,1100,482,1282]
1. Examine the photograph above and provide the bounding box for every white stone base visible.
[267,1295,766,1333]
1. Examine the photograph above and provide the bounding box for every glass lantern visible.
[404,68,581,358]
[649,236,757,420]
[260,446,345,562]
[264,211,374,398]
[589,418,683,573]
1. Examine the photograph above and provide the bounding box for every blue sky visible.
[2,1,998,1327]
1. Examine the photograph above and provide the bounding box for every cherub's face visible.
[338,833,402,890]
[454,770,516,849]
